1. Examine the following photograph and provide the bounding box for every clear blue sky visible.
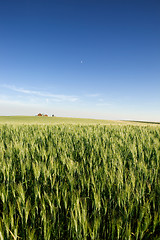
[0,0,160,121]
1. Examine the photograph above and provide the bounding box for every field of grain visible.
[0,117,160,239]
[0,116,158,126]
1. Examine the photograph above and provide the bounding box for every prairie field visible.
[0,117,160,239]
[0,116,159,126]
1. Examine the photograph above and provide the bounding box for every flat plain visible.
[0,116,160,239]
[0,116,159,126]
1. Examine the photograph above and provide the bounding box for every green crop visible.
[0,123,160,239]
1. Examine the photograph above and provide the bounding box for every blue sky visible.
[0,0,160,121]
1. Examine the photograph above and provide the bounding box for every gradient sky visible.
[0,0,160,121]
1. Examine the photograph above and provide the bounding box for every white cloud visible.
[2,85,79,102]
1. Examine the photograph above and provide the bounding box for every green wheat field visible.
[0,116,160,239]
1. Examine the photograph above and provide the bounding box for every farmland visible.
[0,116,159,126]
[0,117,160,239]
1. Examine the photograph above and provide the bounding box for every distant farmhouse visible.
[37,113,54,117]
